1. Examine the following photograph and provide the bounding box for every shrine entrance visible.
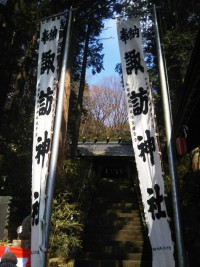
[75,140,152,267]
[77,140,135,180]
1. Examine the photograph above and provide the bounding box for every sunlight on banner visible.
[31,17,61,267]
[117,17,175,267]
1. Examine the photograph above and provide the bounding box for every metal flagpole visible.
[41,7,73,267]
[153,5,187,267]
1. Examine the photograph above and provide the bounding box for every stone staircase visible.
[74,176,152,267]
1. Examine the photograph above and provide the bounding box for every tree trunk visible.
[57,68,71,174]
[56,15,78,174]
[71,22,91,158]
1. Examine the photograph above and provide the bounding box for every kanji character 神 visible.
[137,130,155,165]
[35,131,50,167]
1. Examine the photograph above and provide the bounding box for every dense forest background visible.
[0,0,200,265]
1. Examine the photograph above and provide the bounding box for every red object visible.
[0,246,31,267]
[176,136,187,156]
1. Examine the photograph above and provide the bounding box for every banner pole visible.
[41,7,73,267]
[153,5,187,267]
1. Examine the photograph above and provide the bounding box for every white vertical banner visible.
[31,17,61,267]
[117,18,175,267]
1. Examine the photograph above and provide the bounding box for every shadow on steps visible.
[74,177,152,267]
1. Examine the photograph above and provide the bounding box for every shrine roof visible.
[77,141,134,157]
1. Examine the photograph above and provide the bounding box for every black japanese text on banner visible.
[31,17,61,267]
[117,17,175,267]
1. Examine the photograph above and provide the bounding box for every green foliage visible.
[49,191,83,258]
[56,159,96,202]
[163,29,198,80]
[49,158,96,259]
[164,154,191,195]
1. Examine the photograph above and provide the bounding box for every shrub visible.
[49,158,96,259]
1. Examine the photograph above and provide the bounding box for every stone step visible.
[84,220,144,229]
[91,202,138,210]
[84,227,143,235]
[83,240,145,252]
[87,217,142,226]
[77,251,150,261]
[74,177,152,267]
[98,177,130,184]
[89,207,140,218]
[86,218,143,228]
[93,197,135,204]
[88,209,141,217]
[87,209,141,217]
[97,181,133,187]
[87,217,142,225]
[95,187,134,194]
[74,259,152,267]
[95,188,134,194]
[83,232,144,242]
[95,182,134,190]
[85,225,143,233]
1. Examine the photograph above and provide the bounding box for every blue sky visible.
[87,19,121,85]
